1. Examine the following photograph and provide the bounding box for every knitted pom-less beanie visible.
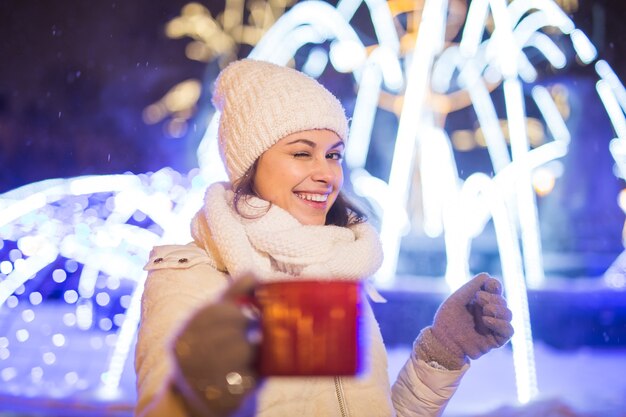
[212,59,349,183]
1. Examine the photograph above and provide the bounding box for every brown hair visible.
[232,161,367,227]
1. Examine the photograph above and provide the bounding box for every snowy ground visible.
[1,278,625,417]
[1,342,624,416]
[388,343,626,417]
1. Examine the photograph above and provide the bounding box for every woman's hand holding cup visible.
[172,275,259,417]
[172,276,364,416]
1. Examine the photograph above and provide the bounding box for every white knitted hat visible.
[212,59,349,183]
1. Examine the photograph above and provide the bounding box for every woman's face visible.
[253,129,344,225]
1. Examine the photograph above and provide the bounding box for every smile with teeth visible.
[295,192,328,202]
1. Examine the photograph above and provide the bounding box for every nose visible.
[311,158,338,184]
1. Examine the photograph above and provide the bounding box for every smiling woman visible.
[133,58,515,417]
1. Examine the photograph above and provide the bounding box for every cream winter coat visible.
[134,184,468,416]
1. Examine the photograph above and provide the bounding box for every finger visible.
[222,274,258,301]
[494,331,513,347]
[466,338,496,359]
[453,272,491,302]
[468,330,509,356]
[482,304,513,321]
[177,316,254,367]
[474,291,507,308]
[217,337,257,368]
[483,316,514,341]
[482,277,502,295]
[194,302,249,330]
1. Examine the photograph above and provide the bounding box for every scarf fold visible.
[190,182,383,283]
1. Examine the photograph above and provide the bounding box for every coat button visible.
[153,257,164,264]
[178,258,189,263]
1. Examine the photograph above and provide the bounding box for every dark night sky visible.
[0,0,208,191]
[1,0,626,194]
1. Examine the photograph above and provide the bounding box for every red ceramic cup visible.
[252,280,363,377]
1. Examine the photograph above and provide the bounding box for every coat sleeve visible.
[391,345,469,417]
[134,244,231,417]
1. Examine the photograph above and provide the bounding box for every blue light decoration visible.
[1,0,625,412]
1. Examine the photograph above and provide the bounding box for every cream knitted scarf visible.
[190,182,383,282]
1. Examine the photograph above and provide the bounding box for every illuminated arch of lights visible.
[0,0,625,410]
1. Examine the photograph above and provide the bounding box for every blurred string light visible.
[249,0,367,69]
[554,0,578,13]
[142,80,202,139]
[596,60,626,269]
[346,46,403,169]
[142,0,297,138]
[531,167,557,197]
[378,0,449,286]
[0,168,204,403]
[0,0,624,410]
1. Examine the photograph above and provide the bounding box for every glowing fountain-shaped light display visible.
[1,0,625,412]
